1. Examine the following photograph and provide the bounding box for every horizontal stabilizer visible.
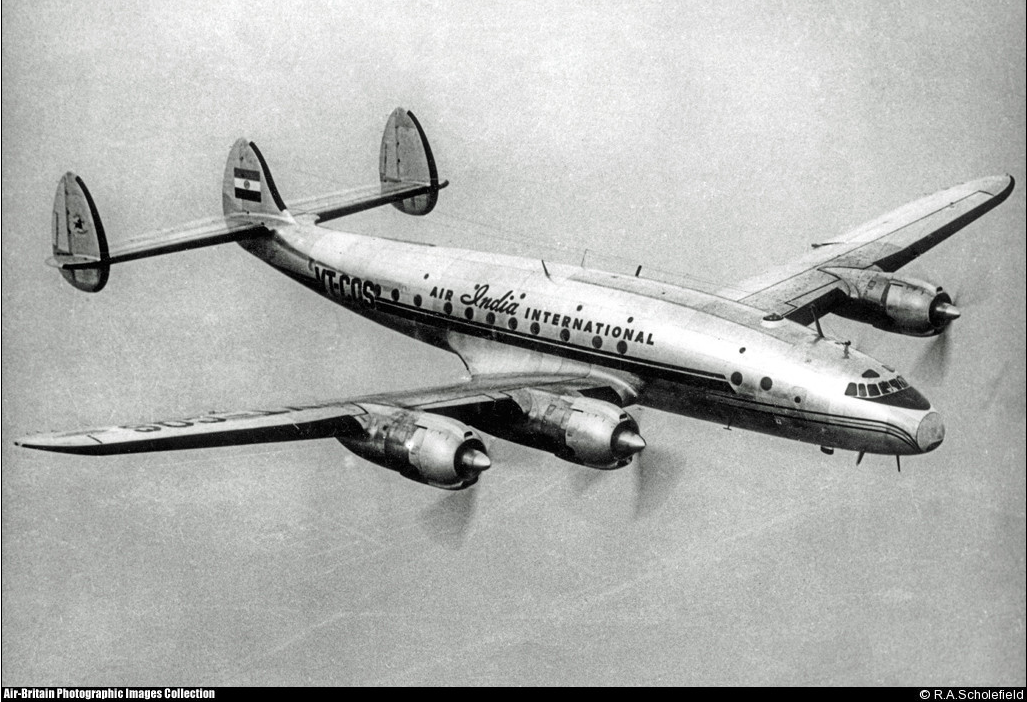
[48,172,270,289]
[48,215,268,270]
[47,253,107,270]
[290,107,447,223]
[289,180,448,223]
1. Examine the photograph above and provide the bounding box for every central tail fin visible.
[222,139,290,219]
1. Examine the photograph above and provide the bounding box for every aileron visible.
[15,404,367,455]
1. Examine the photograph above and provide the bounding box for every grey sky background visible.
[3,0,1025,686]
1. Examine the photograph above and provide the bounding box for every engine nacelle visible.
[490,390,646,470]
[338,405,490,490]
[826,268,960,337]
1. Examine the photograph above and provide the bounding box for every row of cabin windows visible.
[400,290,634,356]
[845,376,910,398]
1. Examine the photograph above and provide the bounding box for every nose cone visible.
[916,411,945,453]
[932,301,961,323]
[460,448,492,472]
[613,429,647,456]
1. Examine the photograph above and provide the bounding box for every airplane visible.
[16,107,1015,489]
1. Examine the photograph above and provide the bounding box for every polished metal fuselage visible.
[240,221,942,457]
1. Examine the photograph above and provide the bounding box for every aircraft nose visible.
[916,411,945,453]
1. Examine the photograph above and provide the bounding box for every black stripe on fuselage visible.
[276,262,919,452]
[711,392,920,451]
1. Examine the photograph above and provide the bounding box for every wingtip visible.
[995,174,1015,203]
[12,430,108,454]
[980,174,1016,199]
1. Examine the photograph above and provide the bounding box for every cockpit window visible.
[844,374,929,409]
[865,385,931,410]
[861,369,880,378]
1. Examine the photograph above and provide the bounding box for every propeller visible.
[914,278,984,383]
[566,409,675,517]
[628,407,681,519]
[631,442,679,519]
[942,271,992,311]
[914,327,954,384]
[419,486,478,547]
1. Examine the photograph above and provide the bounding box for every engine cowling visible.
[827,268,960,337]
[491,390,646,469]
[338,405,490,490]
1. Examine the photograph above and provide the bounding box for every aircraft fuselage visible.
[240,221,943,458]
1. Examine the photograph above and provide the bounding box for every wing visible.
[14,373,633,456]
[721,175,1015,324]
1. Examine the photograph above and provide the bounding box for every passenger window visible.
[845,383,857,397]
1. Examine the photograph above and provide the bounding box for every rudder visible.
[380,108,440,216]
[51,172,109,293]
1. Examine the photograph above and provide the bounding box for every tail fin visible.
[51,172,109,292]
[380,108,440,216]
[222,138,289,219]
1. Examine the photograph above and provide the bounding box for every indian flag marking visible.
[233,167,262,202]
